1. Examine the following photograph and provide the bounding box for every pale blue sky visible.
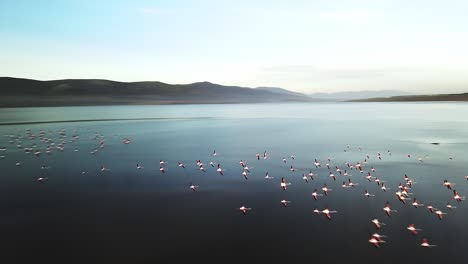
[1,0,467,93]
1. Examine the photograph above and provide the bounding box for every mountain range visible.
[1,77,467,107]
[0,77,321,107]
[308,90,412,100]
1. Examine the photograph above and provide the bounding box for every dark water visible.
[0,103,467,263]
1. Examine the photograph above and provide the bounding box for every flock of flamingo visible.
[1,128,467,250]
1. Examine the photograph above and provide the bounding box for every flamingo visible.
[427,204,435,213]
[239,206,252,215]
[443,180,453,190]
[217,164,223,175]
[322,184,332,196]
[348,178,358,187]
[239,160,245,167]
[364,190,375,198]
[383,201,397,217]
[407,224,422,235]
[264,172,274,179]
[281,200,291,207]
[371,219,385,229]
[312,189,323,200]
[302,174,309,183]
[341,181,350,188]
[321,208,338,220]
[281,177,291,190]
[420,238,436,248]
[36,177,48,183]
[242,171,248,179]
[453,190,465,202]
[374,177,382,185]
[178,162,186,168]
[396,192,409,204]
[412,198,424,208]
[435,210,446,220]
[369,236,385,248]
[199,166,206,173]
[381,183,389,192]
[371,233,386,241]
[314,159,321,168]
[189,183,199,192]
[446,203,456,210]
[335,166,341,174]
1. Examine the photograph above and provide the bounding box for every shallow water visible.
[0,102,467,263]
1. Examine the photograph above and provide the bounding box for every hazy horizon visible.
[1,0,467,94]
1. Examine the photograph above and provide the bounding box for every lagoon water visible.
[1,103,467,263]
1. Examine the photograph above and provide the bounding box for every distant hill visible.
[347,93,468,102]
[255,86,307,97]
[0,77,323,107]
[309,90,411,101]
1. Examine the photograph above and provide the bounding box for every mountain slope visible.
[255,86,306,97]
[347,93,468,102]
[0,77,321,107]
[309,90,411,100]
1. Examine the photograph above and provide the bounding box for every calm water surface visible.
[0,103,467,263]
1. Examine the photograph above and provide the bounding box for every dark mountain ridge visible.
[0,77,321,107]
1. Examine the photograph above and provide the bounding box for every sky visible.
[1,0,468,94]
